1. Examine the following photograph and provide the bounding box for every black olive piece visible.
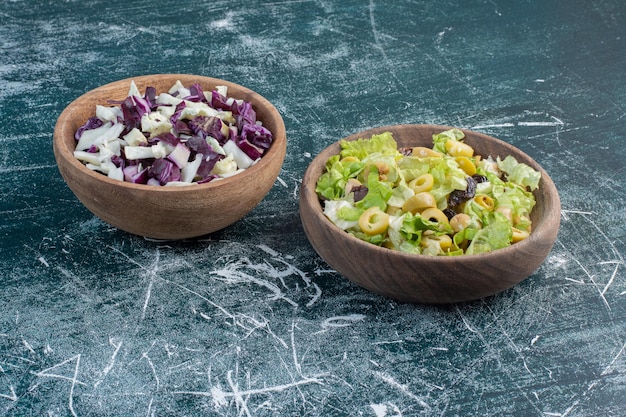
[448,176,477,207]
[398,147,413,156]
[472,174,488,183]
[352,185,369,202]
[443,208,457,220]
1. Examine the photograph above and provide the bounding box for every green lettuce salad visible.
[315,129,541,256]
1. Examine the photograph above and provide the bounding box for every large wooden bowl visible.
[54,74,286,240]
[300,124,561,304]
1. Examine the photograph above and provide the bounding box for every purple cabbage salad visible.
[73,80,274,186]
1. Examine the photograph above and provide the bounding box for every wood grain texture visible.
[53,74,287,239]
[300,124,561,303]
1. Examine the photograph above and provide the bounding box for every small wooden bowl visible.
[300,124,561,304]
[53,74,286,240]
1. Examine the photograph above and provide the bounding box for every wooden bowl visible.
[299,124,561,304]
[53,74,286,240]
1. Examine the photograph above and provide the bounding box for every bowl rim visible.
[53,73,287,193]
[301,123,561,264]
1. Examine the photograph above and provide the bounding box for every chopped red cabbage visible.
[210,90,236,112]
[241,123,272,150]
[121,96,144,131]
[235,136,264,160]
[173,120,193,136]
[111,154,125,168]
[123,164,149,184]
[195,153,222,179]
[144,86,158,110]
[74,80,274,185]
[188,116,227,144]
[170,101,187,124]
[236,101,257,126]
[148,158,181,185]
[186,83,206,102]
[167,143,191,169]
[75,117,104,140]
[151,132,180,147]
[197,174,219,184]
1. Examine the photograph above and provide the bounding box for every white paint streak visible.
[276,175,288,187]
[0,385,16,401]
[600,341,626,376]
[315,314,366,334]
[176,371,324,416]
[212,259,298,307]
[94,337,123,388]
[33,355,84,417]
[162,276,289,348]
[371,403,389,417]
[209,11,235,30]
[457,307,479,334]
[471,116,564,130]
[141,346,160,391]
[564,277,584,284]
[142,249,161,319]
[562,210,625,309]
[431,347,449,351]
[22,340,36,354]
[517,121,563,127]
[471,123,515,129]
[599,261,623,296]
[37,256,49,267]
[370,402,402,417]
[258,244,279,257]
[372,340,404,345]
[0,164,56,174]
[368,0,404,90]
[373,371,431,410]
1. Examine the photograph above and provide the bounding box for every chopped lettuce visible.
[322,200,362,231]
[402,211,452,236]
[315,155,365,201]
[465,218,512,255]
[349,230,387,246]
[355,167,393,211]
[428,157,469,208]
[316,128,541,256]
[497,155,541,191]
[432,128,465,154]
[339,132,398,160]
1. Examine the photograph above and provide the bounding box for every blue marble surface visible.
[1,0,625,416]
